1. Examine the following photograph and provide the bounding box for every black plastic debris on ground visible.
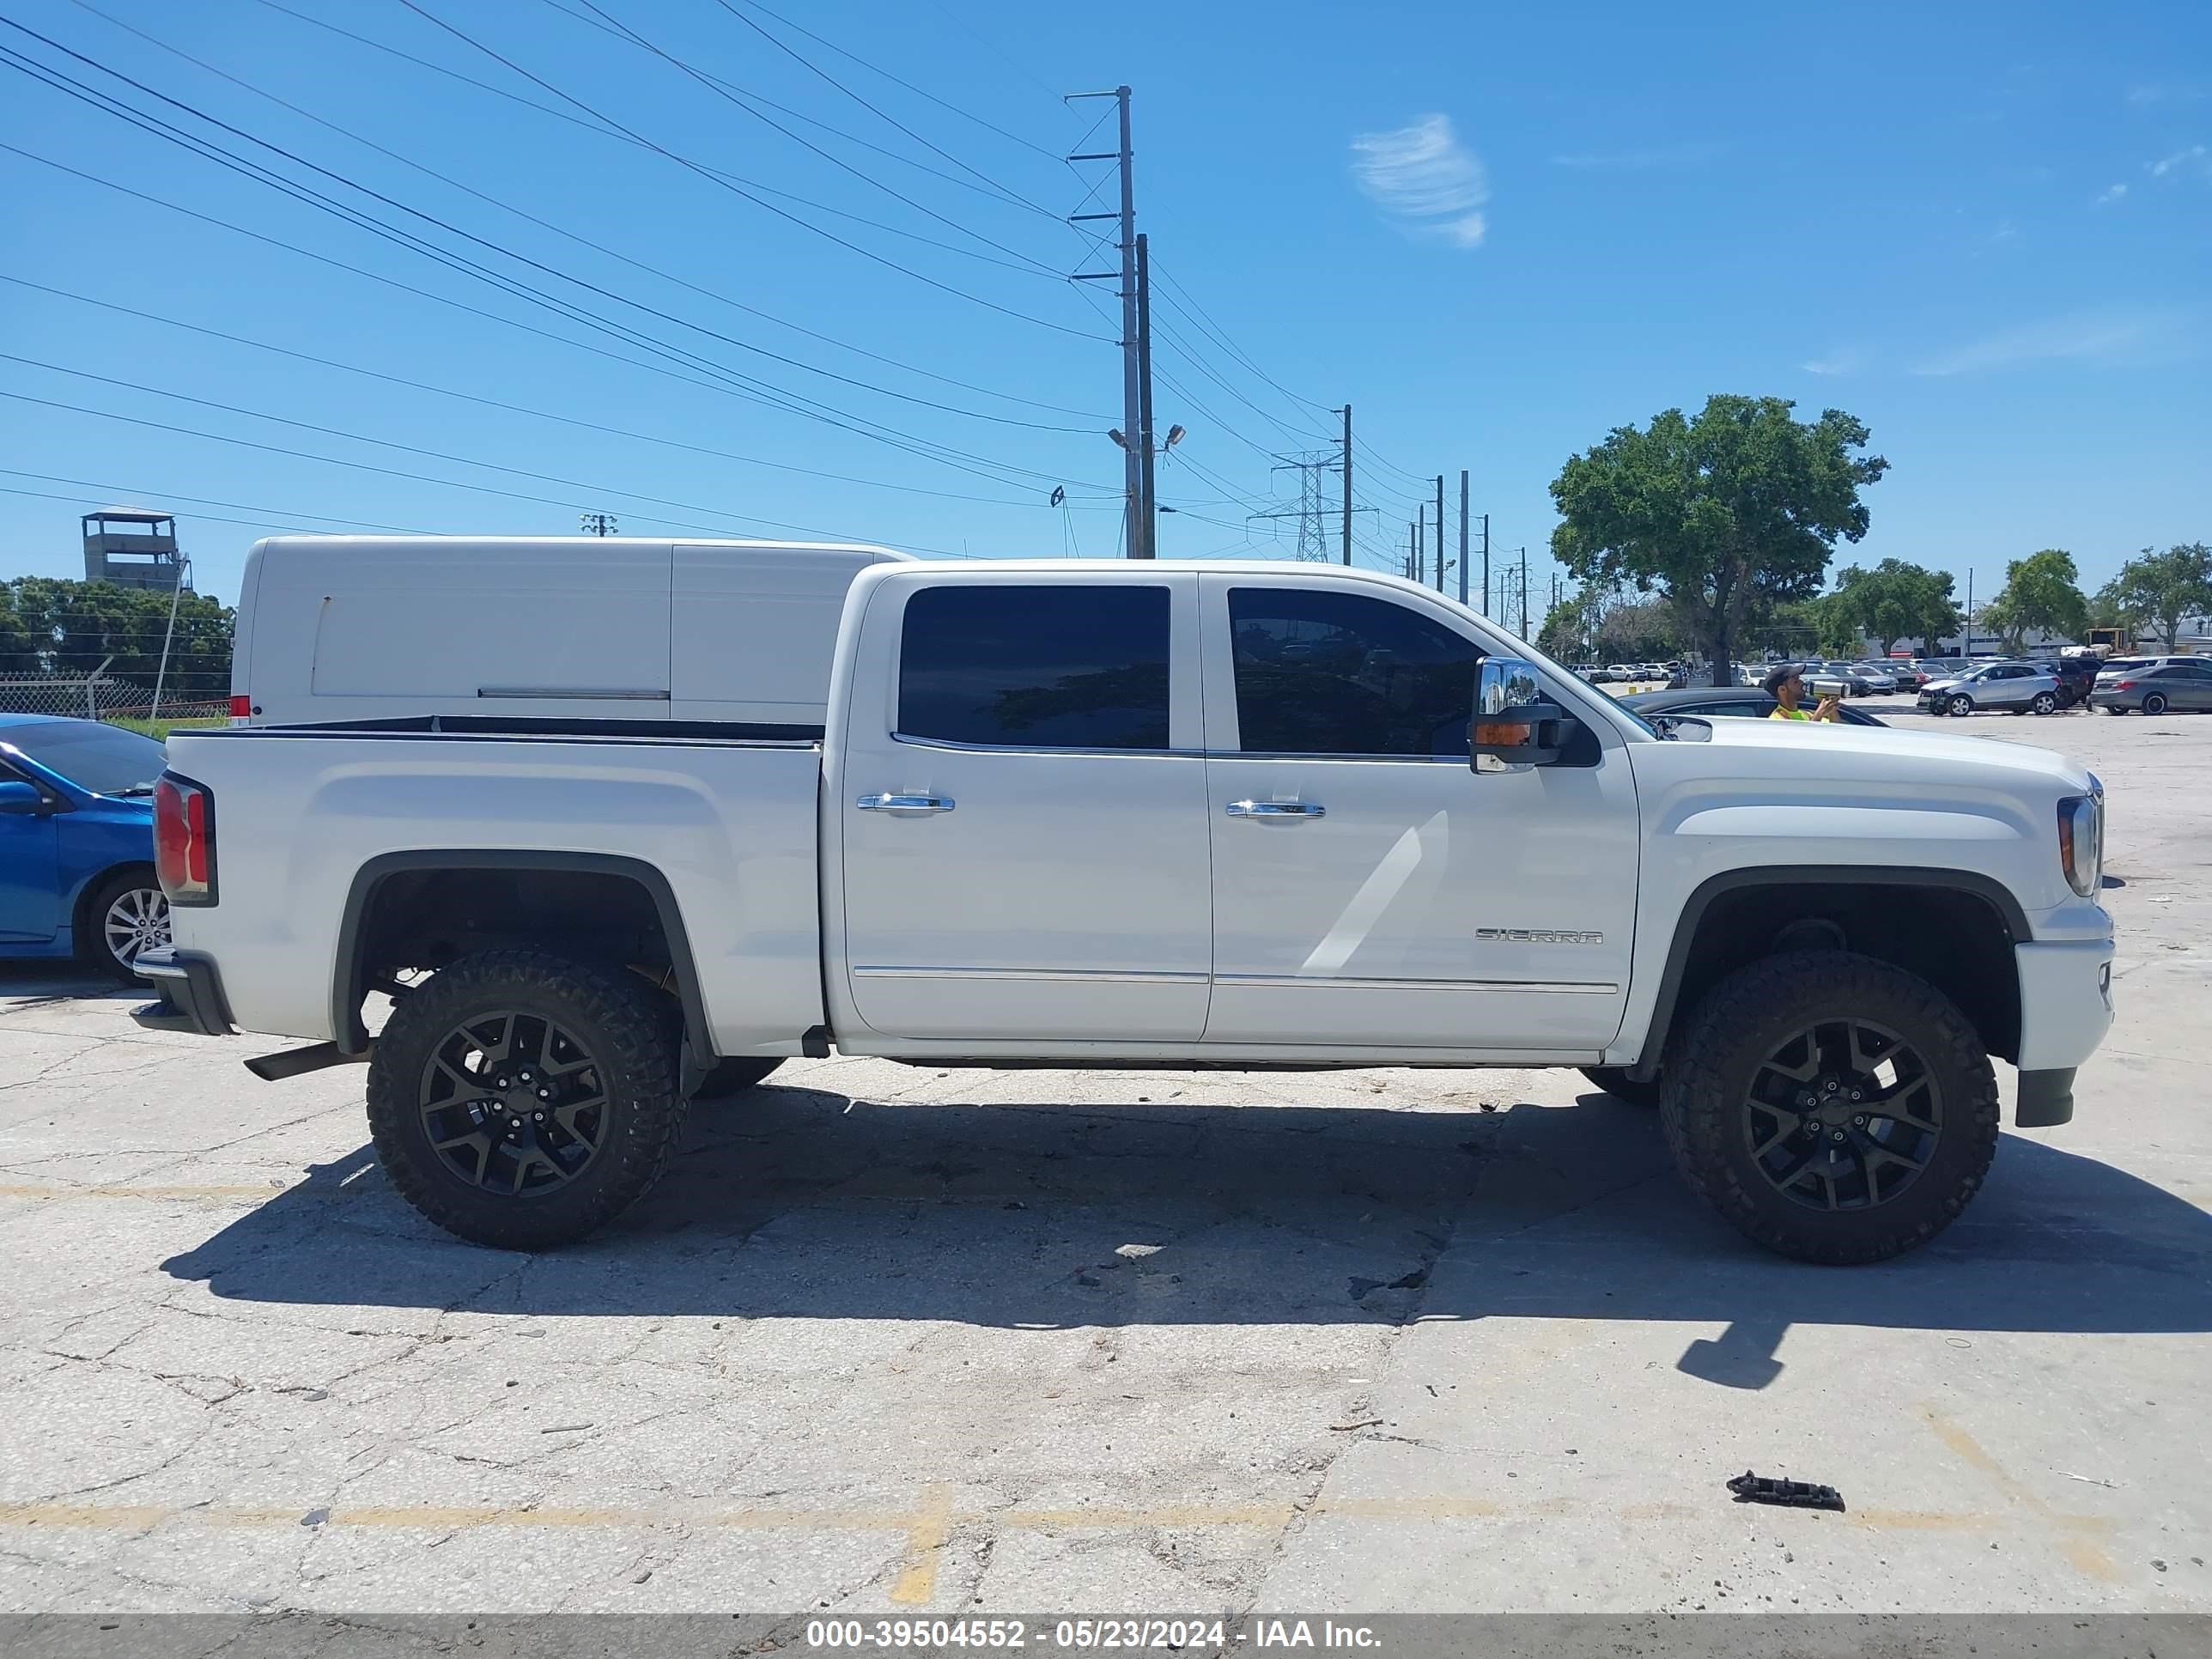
[1727,1470,1846,1512]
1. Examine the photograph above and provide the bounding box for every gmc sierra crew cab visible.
[143,559,2116,1264]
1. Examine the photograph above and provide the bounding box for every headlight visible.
[2057,790,2103,897]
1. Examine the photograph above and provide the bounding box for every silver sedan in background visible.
[1917,661,2064,716]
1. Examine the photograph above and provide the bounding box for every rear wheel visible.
[1948,693,1974,716]
[2030,691,2057,715]
[1580,1066,1662,1108]
[366,948,687,1249]
[1658,951,1999,1264]
[81,868,169,982]
[2144,692,2170,716]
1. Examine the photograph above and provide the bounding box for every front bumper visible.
[135,945,234,1037]
[2014,937,2115,1074]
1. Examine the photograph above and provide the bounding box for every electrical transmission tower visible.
[1252,452,1340,560]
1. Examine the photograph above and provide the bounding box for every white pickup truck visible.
[144,559,2115,1264]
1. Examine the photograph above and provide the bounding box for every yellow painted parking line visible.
[889,1484,954,1604]
[1919,1406,2119,1581]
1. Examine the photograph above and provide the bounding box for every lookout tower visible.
[82,507,185,590]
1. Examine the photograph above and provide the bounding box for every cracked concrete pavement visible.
[0,708,2207,1615]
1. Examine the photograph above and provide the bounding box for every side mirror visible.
[1469,657,1571,773]
[0,779,55,816]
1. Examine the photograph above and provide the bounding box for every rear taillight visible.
[153,775,216,905]
[228,694,252,724]
[2112,680,2136,690]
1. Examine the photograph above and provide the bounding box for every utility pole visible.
[1339,405,1352,566]
[580,512,617,537]
[1519,549,1529,639]
[1067,86,1144,558]
[1480,514,1491,617]
[1134,232,1157,558]
[1457,471,1469,607]
[1965,568,1974,655]
[1417,504,1426,585]
[1432,475,1445,591]
[1407,520,1419,581]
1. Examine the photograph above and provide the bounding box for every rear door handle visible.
[1225,799,1325,819]
[857,793,956,816]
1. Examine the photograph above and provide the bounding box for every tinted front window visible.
[1228,588,1482,757]
[1,721,166,794]
[898,585,1170,750]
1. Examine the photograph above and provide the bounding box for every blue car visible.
[0,714,171,981]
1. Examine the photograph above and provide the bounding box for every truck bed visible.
[163,718,828,1056]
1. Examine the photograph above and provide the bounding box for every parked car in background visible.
[1620,687,1892,727]
[1909,659,1966,690]
[1917,661,2065,716]
[0,715,170,981]
[2094,657,2161,684]
[1604,664,1636,683]
[2030,659,2098,708]
[1846,662,1901,695]
[2091,658,2212,715]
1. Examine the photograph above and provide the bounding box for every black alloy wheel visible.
[2144,693,2169,716]
[417,1010,608,1197]
[1740,1018,1940,1213]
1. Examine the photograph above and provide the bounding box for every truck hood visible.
[1678,713,2096,793]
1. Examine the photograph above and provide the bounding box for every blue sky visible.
[2,0,2207,617]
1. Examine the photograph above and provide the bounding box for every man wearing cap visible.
[1763,663,1843,722]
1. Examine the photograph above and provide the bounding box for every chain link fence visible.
[0,672,229,728]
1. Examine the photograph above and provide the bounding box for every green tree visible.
[1549,395,1887,687]
[1810,592,1863,657]
[1534,596,1583,660]
[1979,550,2087,654]
[1824,558,1960,656]
[2105,543,2212,650]
[3,577,235,695]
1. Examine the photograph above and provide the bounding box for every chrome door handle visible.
[856,793,956,816]
[1225,799,1325,819]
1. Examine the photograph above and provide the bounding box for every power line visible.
[549,0,1066,256]
[727,0,1071,162]
[0,388,990,558]
[0,21,1100,434]
[237,0,1082,283]
[0,473,438,535]
[0,143,1105,495]
[64,0,1110,422]
[0,290,1115,510]
[385,0,1105,339]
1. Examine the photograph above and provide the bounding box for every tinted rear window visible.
[898,585,1170,750]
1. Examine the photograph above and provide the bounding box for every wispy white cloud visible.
[2148,143,2211,179]
[1350,115,1489,248]
[2128,83,2208,106]
[1801,349,1865,377]
[1912,308,2186,376]
[1550,142,1721,171]
[2096,182,2130,205]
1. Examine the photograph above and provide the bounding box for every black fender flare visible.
[331,850,713,1065]
[1628,866,2030,1081]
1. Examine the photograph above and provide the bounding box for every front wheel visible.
[366,948,687,1249]
[2144,693,2170,716]
[2102,705,2125,715]
[2030,691,2057,715]
[1580,1066,1662,1107]
[1658,951,1999,1264]
[82,868,170,981]
[1948,693,1974,716]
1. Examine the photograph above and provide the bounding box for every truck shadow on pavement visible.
[161,1082,2212,1390]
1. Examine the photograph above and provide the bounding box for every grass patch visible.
[107,715,229,740]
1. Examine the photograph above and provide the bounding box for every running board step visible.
[244,1041,368,1083]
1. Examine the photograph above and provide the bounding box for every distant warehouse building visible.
[82,507,186,591]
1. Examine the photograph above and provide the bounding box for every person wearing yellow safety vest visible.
[1763,662,1843,722]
